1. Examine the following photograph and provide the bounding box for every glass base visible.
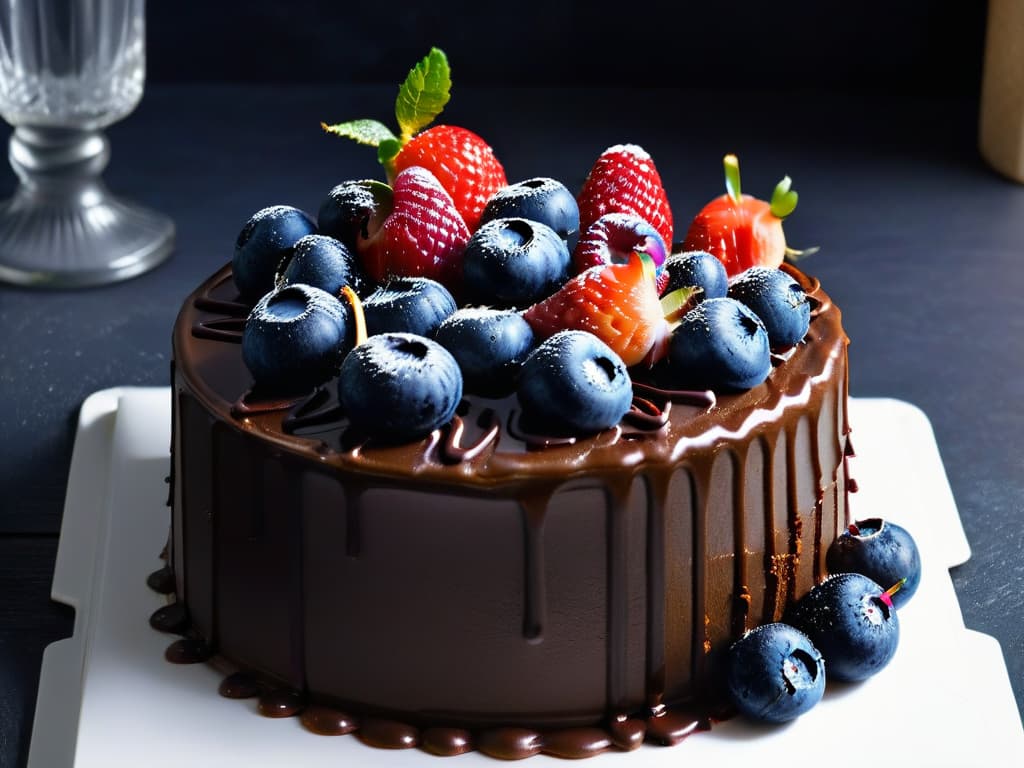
[0,189,174,288]
[0,125,175,289]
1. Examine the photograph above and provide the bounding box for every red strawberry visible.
[522,251,670,367]
[321,48,507,233]
[393,124,507,231]
[357,166,471,285]
[577,144,673,254]
[681,154,808,277]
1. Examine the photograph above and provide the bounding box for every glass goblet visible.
[0,0,174,288]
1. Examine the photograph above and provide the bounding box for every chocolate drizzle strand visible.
[437,412,500,464]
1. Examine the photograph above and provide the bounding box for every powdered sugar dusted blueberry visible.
[666,297,771,391]
[317,179,391,251]
[726,622,825,723]
[826,519,921,609]
[242,283,350,392]
[233,205,317,302]
[280,234,370,298]
[660,250,728,301]
[433,307,535,396]
[338,332,463,443]
[784,572,900,682]
[517,330,632,435]
[362,276,457,337]
[728,266,810,351]
[461,217,570,308]
[480,177,579,240]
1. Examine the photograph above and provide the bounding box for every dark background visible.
[146,2,987,95]
[3,2,1020,766]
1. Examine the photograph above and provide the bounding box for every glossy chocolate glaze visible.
[160,262,851,759]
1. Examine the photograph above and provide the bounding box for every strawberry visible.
[392,124,506,231]
[357,166,471,285]
[521,251,670,368]
[322,47,507,233]
[681,154,811,277]
[576,144,673,254]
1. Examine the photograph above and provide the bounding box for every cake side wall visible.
[165,263,851,736]
[168,334,848,728]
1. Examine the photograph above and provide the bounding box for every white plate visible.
[28,388,1024,768]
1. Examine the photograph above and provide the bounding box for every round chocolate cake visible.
[157,260,851,758]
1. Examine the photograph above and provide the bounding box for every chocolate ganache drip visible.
[165,262,852,760]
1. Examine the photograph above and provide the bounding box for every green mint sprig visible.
[320,47,452,181]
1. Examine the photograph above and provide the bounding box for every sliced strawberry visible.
[357,166,471,285]
[577,144,673,254]
[681,154,806,276]
[522,252,669,368]
[393,124,507,231]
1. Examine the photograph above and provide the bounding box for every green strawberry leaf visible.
[770,175,799,219]
[394,47,451,142]
[320,119,397,147]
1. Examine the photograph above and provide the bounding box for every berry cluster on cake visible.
[153,48,920,759]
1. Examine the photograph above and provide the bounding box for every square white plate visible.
[28,388,1024,767]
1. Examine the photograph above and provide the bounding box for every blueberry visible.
[728,266,811,351]
[316,179,392,250]
[480,177,580,240]
[666,297,771,391]
[242,283,350,392]
[280,234,370,298]
[362,276,457,337]
[726,623,826,724]
[462,218,571,308]
[517,330,633,435]
[661,250,728,301]
[338,333,463,443]
[784,572,900,682]
[826,518,921,609]
[434,308,536,396]
[233,205,317,302]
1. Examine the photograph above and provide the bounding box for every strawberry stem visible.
[770,176,799,219]
[339,285,367,346]
[724,154,742,204]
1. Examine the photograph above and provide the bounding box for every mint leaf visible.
[394,47,451,141]
[320,119,397,147]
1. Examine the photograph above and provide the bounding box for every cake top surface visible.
[174,46,849,489]
[174,261,847,489]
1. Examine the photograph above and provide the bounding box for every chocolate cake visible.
[154,259,851,759]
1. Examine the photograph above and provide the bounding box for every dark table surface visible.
[2,83,1023,765]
